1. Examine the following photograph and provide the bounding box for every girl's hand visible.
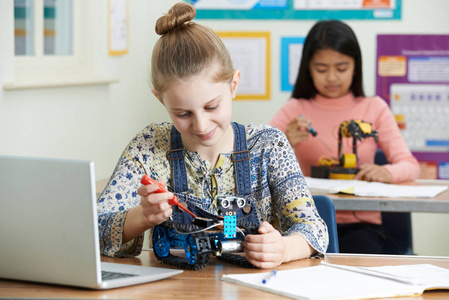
[355,163,393,183]
[136,180,173,228]
[285,116,311,147]
[243,222,285,269]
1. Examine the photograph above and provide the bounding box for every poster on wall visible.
[376,34,449,179]
[187,0,401,19]
[281,37,305,92]
[108,0,129,56]
[217,31,271,100]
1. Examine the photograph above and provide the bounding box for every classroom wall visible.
[0,1,173,182]
[1,1,448,256]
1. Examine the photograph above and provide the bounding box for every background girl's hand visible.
[242,221,285,269]
[285,116,311,147]
[355,163,393,183]
[136,180,173,228]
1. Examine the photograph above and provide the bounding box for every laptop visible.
[0,155,182,289]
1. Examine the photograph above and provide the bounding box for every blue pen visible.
[262,270,277,284]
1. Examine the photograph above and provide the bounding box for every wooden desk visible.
[326,180,449,213]
[1,251,448,299]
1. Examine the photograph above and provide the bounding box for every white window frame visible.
[5,0,117,90]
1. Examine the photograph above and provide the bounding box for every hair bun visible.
[155,3,196,36]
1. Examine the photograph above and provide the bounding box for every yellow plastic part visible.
[342,153,357,168]
[318,156,339,167]
[329,172,357,180]
[357,120,373,134]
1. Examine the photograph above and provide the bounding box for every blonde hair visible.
[151,2,235,96]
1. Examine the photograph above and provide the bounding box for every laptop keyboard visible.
[101,270,138,281]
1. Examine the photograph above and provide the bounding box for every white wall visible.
[1,0,448,256]
[0,1,174,181]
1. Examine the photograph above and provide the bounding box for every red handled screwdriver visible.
[140,174,198,218]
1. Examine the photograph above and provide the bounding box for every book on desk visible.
[222,261,449,300]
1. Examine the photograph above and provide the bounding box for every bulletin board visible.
[376,34,449,179]
[187,0,401,20]
[217,31,271,100]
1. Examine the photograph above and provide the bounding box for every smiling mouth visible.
[196,128,216,140]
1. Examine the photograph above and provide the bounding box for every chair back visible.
[375,149,413,255]
[313,195,339,253]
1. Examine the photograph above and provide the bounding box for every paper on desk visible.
[304,177,359,194]
[305,177,448,198]
[352,181,448,197]
[221,263,449,300]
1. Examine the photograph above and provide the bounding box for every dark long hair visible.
[291,20,365,100]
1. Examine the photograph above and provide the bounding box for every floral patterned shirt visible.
[97,122,328,257]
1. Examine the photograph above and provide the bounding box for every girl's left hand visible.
[355,163,393,183]
[242,221,285,269]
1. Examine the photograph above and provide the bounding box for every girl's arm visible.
[97,153,146,257]
[97,124,172,257]
[242,126,328,268]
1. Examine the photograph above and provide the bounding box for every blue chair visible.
[313,195,339,253]
[375,149,413,255]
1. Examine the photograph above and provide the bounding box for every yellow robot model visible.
[311,120,378,180]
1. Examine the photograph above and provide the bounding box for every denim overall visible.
[167,122,260,227]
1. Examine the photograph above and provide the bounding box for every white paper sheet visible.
[305,177,448,198]
[222,263,449,300]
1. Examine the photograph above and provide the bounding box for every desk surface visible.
[1,252,449,299]
[327,180,449,213]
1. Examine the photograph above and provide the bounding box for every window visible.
[14,0,34,56]
[14,0,73,57]
[6,0,116,90]
[43,0,73,56]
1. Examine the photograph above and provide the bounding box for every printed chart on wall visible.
[217,32,271,100]
[376,34,449,179]
[108,0,128,56]
[187,0,401,20]
[281,37,305,91]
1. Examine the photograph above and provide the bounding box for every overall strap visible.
[167,125,189,193]
[167,123,251,196]
[231,122,251,197]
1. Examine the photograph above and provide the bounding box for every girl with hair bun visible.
[97,2,328,268]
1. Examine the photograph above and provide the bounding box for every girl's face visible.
[309,48,355,99]
[155,66,240,156]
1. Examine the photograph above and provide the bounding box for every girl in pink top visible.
[270,20,420,254]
